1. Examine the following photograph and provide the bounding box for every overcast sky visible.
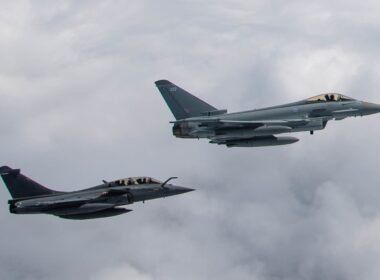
[1,1,380,279]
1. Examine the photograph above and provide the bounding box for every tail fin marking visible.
[155,80,217,120]
[0,166,59,199]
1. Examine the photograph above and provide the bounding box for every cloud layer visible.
[1,1,380,279]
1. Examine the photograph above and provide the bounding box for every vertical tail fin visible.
[155,80,218,120]
[0,166,60,199]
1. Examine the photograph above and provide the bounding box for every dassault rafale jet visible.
[0,166,194,220]
[155,80,380,147]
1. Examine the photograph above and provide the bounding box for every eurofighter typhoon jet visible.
[0,166,193,220]
[155,80,380,147]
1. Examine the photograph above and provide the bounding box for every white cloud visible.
[1,1,380,280]
[277,47,363,98]
[91,264,153,280]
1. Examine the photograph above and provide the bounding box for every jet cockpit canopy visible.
[306,93,355,102]
[113,177,162,186]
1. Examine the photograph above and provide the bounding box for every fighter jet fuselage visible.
[0,166,193,219]
[156,80,380,147]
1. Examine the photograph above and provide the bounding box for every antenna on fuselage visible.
[161,177,178,189]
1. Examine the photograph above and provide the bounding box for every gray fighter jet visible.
[155,80,380,147]
[0,166,194,219]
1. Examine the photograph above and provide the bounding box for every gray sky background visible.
[1,1,380,279]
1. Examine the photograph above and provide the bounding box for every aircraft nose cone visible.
[169,185,195,195]
[362,102,380,115]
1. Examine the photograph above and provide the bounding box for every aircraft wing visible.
[35,190,124,210]
[173,118,308,128]
[217,119,308,126]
